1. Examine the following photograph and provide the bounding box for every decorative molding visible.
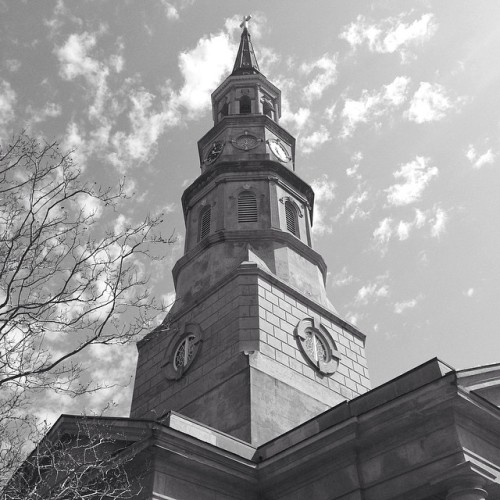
[231,131,263,151]
[140,262,366,350]
[163,322,203,380]
[294,317,340,375]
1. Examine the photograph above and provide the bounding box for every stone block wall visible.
[130,274,252,441]
[130,265,370,445]
[253,275,371,399]
[244,273,370,444]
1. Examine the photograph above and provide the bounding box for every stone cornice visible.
[149,260,365,349]
[172,228,327,283]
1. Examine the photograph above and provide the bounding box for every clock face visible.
[205,141,224,165]
[268,139,291,163]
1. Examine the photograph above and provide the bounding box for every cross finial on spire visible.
[232,15,260,75]
[240,15,252,30]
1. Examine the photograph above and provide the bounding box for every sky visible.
[2,0,500,421]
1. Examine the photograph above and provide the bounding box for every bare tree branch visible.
[0,133,173,492]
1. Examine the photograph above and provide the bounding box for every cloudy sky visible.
[2,0,500,420]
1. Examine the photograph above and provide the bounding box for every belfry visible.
[10,18,500,500]
[130,18,370,446]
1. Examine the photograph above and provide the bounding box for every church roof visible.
[231,26,260,76]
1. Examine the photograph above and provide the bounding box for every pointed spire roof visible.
[232,16,260,76]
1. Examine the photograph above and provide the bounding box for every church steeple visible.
[231,16,260,76]
[130,18,370,447]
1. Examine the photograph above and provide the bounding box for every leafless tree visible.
[2,415,152,499]
[0,134,172,492]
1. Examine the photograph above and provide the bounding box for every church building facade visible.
[8,18,500,500]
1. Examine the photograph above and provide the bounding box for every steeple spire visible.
[232,15,260,76]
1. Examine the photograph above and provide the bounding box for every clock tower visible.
[130,20,371,446]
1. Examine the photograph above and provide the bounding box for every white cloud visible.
[397,220,411,241]
[341,76,410,137]
[113,214,130,235]
[312,174,335,202]
[84,343,138,412]
[394,298,419,314]
[325,102,337,122]
[348,313,359,325]
[346,152,363,178]
[475,150,495,169]
[5,59,21,72]
[311,174,335,235]
[109,89,177,171]
[407,82,458,123]
[56,32,110,119]
[355,283,389,304]
[347,189,369,220]
[331,267,356,288]
[281,107,311,133]
[75,192,104,220]
[0,79,16,138]
[414,208,427,228]
[466,145,495,169]
[109,54,124,73]
[340,13,438,61]
[161,291,177,312]
[335,185,370,221]
[430,206,447,237]
[300,125,331,154]
[26,102,62,127]
[465,288,475,297]
[388,207,447,243]
[56,32,99,80]
[386,156,438,206]
[373,217,393,246]
[346,164,359,177]
[169,31,234,119]
[300,54,337,102]
[161,1,179,20]
[384,76,411,106]
[465,145,476,162]
[62,121,88,169]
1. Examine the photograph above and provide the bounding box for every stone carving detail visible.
[232,131,262,151]
[163,323,203,380]
[295,317,340,375]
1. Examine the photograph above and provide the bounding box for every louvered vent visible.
[285,201,297,236]
[238,191,258,223]
[200,207,211,240]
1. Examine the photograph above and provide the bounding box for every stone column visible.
[256,85,262,114]
[268,177,280,230]
[229,89,236,115]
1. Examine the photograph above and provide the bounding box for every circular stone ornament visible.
[232,132,260,151]
[164,323,203,380]
[295,317,340,375]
